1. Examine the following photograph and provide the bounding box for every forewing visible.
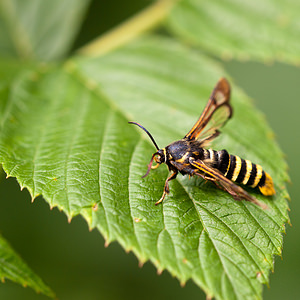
[189,158,267,209]
[185,78,232,146]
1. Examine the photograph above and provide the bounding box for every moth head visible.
[128,121,163,178]
[153,149,166,165]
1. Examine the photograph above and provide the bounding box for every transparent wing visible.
[185,78,232,146]
[189,157,267,209]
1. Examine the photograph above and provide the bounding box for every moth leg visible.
[192,168,216,182]
[151,163,160,170]
[207,177,225,190]
[194,171,221,189]
[192,160,238,195]
[155,171,178,205]
[203,175,217,181]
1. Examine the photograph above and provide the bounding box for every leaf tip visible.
[179,280,186,288]
[157,267,163,275]
[206,294,213,300]
[138,260,144,268]
[104,240,110,248]
[277,247,283,256]
[125,247,132,254]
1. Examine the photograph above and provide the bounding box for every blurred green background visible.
[0,1,299,299]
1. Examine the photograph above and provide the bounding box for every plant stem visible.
[78,0,176,57]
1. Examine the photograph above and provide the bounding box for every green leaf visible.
[0,0,90,61]
[0,59,37,128]
[167,0,300,64]
[0,234,54,298]
[0,36,289,300]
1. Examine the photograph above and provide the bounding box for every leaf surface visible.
[0,235,54,298]
[167,0,300,64]
[0,36,289,300]
[0,0,90,61]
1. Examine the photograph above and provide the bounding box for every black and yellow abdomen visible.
[203,149,275,196]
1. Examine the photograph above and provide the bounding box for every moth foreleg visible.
[155,171,178,205]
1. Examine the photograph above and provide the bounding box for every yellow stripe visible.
[224,154,231,177]
[175,152,189,164]
[231,156,241,182]
[251,164,262,188]
[242,160,252,185]
[163,148,167,163]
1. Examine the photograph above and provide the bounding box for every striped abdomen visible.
[204,149,275,196]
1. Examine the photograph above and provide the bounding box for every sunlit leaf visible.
[0,36,289,300]
[167,0,300,64]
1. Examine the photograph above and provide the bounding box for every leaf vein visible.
[175,178,265,294]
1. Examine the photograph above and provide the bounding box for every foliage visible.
[0,0,295,299]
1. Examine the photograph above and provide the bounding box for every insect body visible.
[129,78,275,208]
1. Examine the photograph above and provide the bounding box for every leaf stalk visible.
[78,0,176,56]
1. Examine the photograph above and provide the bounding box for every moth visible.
[129,78,275,208]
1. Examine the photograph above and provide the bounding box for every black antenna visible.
[128,122,160,150]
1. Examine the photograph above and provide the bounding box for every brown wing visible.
[189,157,268,209]
[185,78,232,146]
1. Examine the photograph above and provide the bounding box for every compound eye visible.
[154,154,161,163]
